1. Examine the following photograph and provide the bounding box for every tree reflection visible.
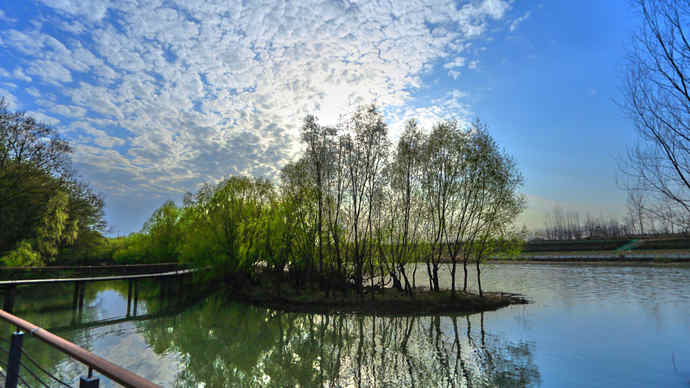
[0,278,198,387]
[138,293,541,387]
[0,284,540,387]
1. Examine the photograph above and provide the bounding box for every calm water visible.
[1,264,689,387]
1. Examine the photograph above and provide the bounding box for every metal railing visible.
[0,309,161,388]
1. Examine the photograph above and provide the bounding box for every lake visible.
[1,263,688,387]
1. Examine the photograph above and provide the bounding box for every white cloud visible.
[27,60,72,85]
[6,0,512,202]
[0,89,19,110]
[38,0,112,22]
[509,11,531,32]
[53,104,87,118]
[13,68,31,82]
[26,87,41,97]
[26,111,60,125]
[0,10,16,23]
[2,30,46,55]
[444,57,466,69]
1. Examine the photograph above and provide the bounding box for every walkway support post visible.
[72,282,80,310]
[78,281,85,313]
[5,330,24,388]
[3,285,16,313]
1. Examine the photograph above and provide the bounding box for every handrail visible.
[0,309,162,388]
[0,263,181,271]
[0,268,196,286]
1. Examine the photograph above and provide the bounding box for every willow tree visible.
[340,105,389,293]
[460,126,524,296]
[420,120,524,295]
[300,115,337,274]
[0,99,104,265]
[383,119,426,294]
[421,121,465,292]
[177,176,274,280]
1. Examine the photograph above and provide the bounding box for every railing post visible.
[126,279,133,317]
[5,330,24,388]
[3,285,16,313]
[133,279,139,316]
[79,367,99,388]
[79,376,100,387]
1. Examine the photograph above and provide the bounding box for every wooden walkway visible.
[0,266,196,314]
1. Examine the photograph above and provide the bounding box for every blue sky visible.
[0,0,640,235]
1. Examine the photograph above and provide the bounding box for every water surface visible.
[1,264,688,387]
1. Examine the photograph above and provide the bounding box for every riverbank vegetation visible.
[111,105,525,301]
[0,99,106,266]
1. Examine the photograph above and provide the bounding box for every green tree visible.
[0,99,105,265]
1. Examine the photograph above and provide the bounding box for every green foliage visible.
[0,99,105,265]
[178,177,277,278]
[112,233,150,263]
[55,229,112,265]
[142,200,182,262]
[2,240,42,266]
[34,190,72,259]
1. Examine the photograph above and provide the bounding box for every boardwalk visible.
[0,265,195,315]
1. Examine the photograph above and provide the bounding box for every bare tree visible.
[626,190,647,234]
[622,0,690,215]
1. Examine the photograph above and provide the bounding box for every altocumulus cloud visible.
[0,0,512,207]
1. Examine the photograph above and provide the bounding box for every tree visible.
[300,115,337,275]
[622,0,690,218]
[626,190,647,234]
[420,121,464,293]
[340,105,389,293]
[383,119,425,294]
[0,99,105,264]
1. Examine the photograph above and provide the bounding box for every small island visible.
[226,274,528,315]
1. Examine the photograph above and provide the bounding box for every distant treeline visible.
[111,105,525,296]
[533,204,690,241]
[524,237,690,252]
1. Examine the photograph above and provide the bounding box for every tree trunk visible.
[462,259,468,291]
[450,259,456,297]
[476,259,483,297]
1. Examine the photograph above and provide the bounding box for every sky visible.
[0,0,640,235]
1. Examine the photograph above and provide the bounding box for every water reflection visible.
[0,279,194,387]
[2,264,687,386]
[136,292,540,387]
